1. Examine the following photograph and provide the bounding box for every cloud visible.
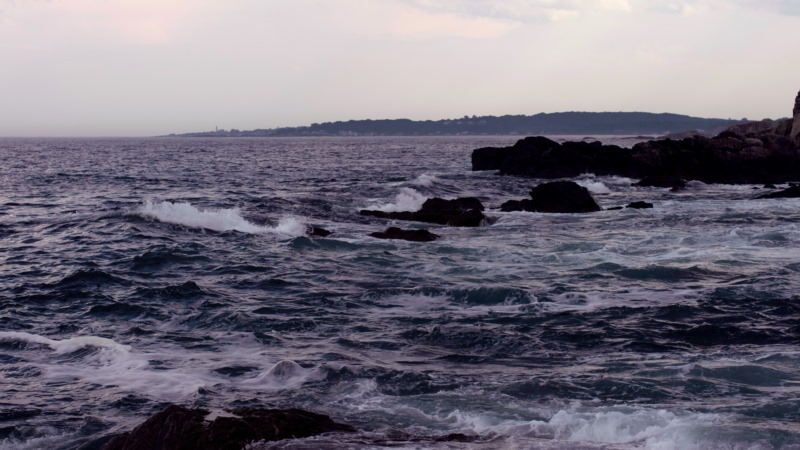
[397,0,634,23]
[731,0,800,15]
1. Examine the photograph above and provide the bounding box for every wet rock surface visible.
[103,405,355,450]
[501,181,601,213]
[360,197,486,227]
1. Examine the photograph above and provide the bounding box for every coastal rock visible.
[103,405,355,450]
[634,176,687,190]
[370,227,439,242]
[360,197,486,227]
[471,91,800,185]
[792,90,800,146]
[501,181,601,213]
[756,186,800,199]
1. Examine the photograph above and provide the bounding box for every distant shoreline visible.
[167,111,748,138]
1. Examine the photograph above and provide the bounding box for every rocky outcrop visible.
[103,405,355,450]
[370,227,439,242]
[360,197,486,227]
[501,181,601,213]
[792,90,800,146]
[472,132,800,184]
[307,227,332,237]
[472,91,800,185]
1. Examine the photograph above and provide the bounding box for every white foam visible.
[575,179,612,194]
[137,201,306,236]
[364,188,427,212]
[0,331,131,355]
[242,360,322,389]
[412,173,438,187]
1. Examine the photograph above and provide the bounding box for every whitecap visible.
[363,188,427,212]
[575,180,612,195]
[412,173,438,187]
[137,201,306,236]
[242,360,321,389]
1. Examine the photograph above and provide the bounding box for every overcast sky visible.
[1,0,798,136]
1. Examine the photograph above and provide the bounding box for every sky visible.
[0,0,798,136]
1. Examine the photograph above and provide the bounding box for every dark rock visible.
[606,206,624,211]
[471,92,800,184]
[757,186,800,199]
[360,197,486,227]
[634,176,687,190]
[627,201,654,209]
[764,184,777,189]
[103,405,355,450]
[433,433,479,443]
[501,181,601,213]
[370,227,438,242]
[307,227,332,238]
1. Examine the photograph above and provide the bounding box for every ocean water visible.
[1,136,800,449]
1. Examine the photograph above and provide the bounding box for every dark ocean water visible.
[1,136,800,449]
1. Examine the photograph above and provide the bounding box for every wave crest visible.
[137,201,306,236]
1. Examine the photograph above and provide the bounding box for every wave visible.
[412,173,438,187]
[363,188,427,212]
[137,201,306,236]
[0,331,131,355]
[575,179,612,194]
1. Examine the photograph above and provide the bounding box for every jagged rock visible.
[360,197,486,227]
[501,181,601,213]
[103,405,355,450]
[370,227,438,242]
[757,186,800,199]
[626,201,654,209]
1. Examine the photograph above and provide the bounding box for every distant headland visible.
[167,112,749,137]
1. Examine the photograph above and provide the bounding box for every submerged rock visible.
[756,186,800,199]
[634,175,687,190]
[307,226,332,238]
[103,405,355,450]
[501,181,601,213]
[360,197,486,227]
[626,201,654,209]
[370,227,439,242]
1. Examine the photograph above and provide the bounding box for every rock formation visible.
[500,181,601,213]
[472,91,800,185]
[103,405,355,450]
[360,197,487,227]
[756,185,800,199]
[792,90,800,146]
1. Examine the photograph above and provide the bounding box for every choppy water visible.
[1,136,800,449]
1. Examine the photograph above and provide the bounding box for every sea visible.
[1,136,800,449]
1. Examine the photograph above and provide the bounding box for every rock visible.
[307,227,332,237]
[606,206,624,211]
[360,197,486,227]
[792,90,800,146]
[501,181,601,213]
[764,184,777,189]
[756,186,800,199]
[470,91,800,184]
[626,201,654,209]
[634,176,687,190]
[370,227,438,242]
[103,405,355,450]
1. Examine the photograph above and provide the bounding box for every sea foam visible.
[364,188,427,212]
[137,201,306,236]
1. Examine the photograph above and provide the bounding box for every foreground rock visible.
[501,181,601,213]
[627,201,654,209]
[472,91,800,184]
[370,227,439,242]
[756,186,800,199]
[360,197,486,227]
[103,405,355,450]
